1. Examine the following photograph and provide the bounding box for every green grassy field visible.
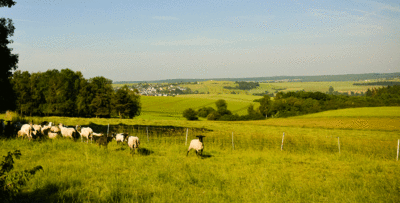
[1,106,400,202]
[138,94,261,120]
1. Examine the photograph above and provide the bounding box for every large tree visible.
[113,85,141,119]
[0,0,18,111]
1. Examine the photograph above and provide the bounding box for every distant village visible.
[113,83,194,96]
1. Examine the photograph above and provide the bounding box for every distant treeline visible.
[114,72,400,84]
[11,69,140,118]
[183,85,400,121]
[224,81,260,90]
[353,81,400,86]
[255,85,400,118]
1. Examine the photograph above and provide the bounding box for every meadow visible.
[138,94,261,120]
[1,106,400,202]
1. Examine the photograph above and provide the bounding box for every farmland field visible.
[114,80,389,96]
[1,106,399,202]
[138,94,261,120]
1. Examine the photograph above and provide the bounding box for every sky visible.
[1,0,400,82]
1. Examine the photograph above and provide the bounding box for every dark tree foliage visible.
[0,150,43,201]
[259,85,400,118]
[113,85,141,118]
[258,95,272,117]
[224,81,259,90]
[10,69,141,118]
[89,76,113,118]
[0,0,18,112]
[197,107,215,118]
[183,108,198,120]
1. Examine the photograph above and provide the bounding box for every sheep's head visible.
[196,135,206,143]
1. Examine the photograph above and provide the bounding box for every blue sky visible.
[1,0,399,81]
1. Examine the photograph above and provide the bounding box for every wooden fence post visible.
[107,124,109,136]
[281,132,285,151]
[147,126,149,142]
[185,128,188,146]
[338,137,341,154]
[232,132,234,150]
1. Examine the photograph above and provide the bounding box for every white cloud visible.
[380,4,400,13]
[153,16,179,21]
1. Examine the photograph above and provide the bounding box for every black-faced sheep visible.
[114,133,128,145]
[96,135,114,148]
[187,135,205,156]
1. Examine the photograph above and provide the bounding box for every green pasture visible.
[1,106,400,202]
[299,106,400,118]
[138,94,261,120]
[251,81,385,94]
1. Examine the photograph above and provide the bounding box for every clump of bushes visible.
[183,99,265,121]
[0,150,43,202]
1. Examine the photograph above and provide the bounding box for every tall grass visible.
[1,136,399,202]
[1,107,399,202]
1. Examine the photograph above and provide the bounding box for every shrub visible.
[0,150,43,202]
[182,108,198,120]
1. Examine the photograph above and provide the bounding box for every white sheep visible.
[58,123,78,139]
[48,132,58,139]
[127,136,140,152]
[50,126,60,134]
[41,122,52,136]
[187,136,205,156]
[76,125,93,143]
[114,133,128,145]
[19,124,36,140]
[32,124,42,137]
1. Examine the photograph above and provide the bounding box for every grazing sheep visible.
[41,123,52,136]
[48,132,58,139]
[187,135,205,156]
[32,124,42,137]
[50,125,60,134]
[19,124,36,140]
[76,125,93,143]
[58,123,78,139]
[17,130,25,138]
[114,133,128,145]
[127,136,140,152]
[96,135,114,148]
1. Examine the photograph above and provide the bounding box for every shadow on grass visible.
[199,153,213,159]
[115,146,128,151]
[187,152,213,159]
[130,148,154,156]
[12,181,151,203]
[12,182,79,203]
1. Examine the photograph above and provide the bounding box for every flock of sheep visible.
[0,119,204,156]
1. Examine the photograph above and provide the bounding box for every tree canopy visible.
[0,0,18,111]
[11,69,141,118]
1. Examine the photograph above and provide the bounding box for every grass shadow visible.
[115,147,127,151]
[12,182,79,203]
[135,148,154,156]
[199,153,213,159]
